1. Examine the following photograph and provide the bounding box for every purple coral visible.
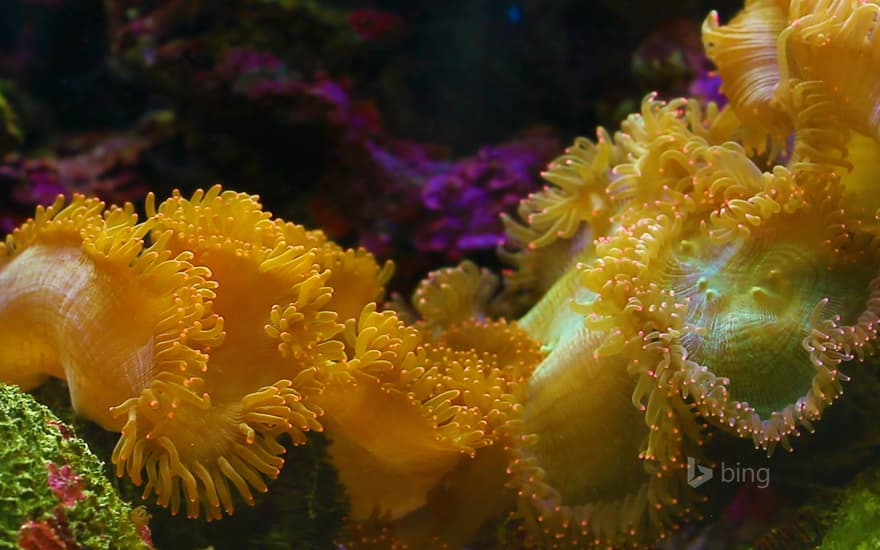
[689,67,727,108]
[215,47,299,98]
[0,133,153,228]
[413,134,560,259]
[46,420,74,441]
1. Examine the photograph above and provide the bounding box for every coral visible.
[18,507,79,550]
[0,110,175,233]
[413,134,560,261]
[346,10,404,42]
[630,19,710,99]
[0,383,147,549]
[46,463,86,507]
[0,132,156,204]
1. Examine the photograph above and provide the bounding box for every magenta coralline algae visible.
[46,463,85,508]
[689,67,727,108]
[413,134,560,259]
[0,134,153,232]
[215,47,299,98]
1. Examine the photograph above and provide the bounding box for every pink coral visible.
[46,420,73,441]
[18,508,78,550]
[45,463,84,508]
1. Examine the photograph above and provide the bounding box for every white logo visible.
[687,456,713,488]
[686,457,770,489]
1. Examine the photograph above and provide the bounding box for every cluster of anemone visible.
[493,0,880,546]
[0,185,544,547]
[3,1,880,548]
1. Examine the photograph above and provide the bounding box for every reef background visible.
[0,0,740,296]
[8,1,880,549]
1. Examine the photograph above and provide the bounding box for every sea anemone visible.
[331,307,544,548]
[110,186,350,519]
[410,260,501,327]
[0,184,546,532]
[0,186,393,520]
[316,303,542,524]
[5,3,880,547]
[0,195,214,433]
[701,0,791,152]
[497,80,880,545]
[777,0,880,141]
[314,303,482,521]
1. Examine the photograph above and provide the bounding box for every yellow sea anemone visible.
[778,0,880,141]
[316,303,543,522]
[498,132,619,312]
[509,325,704,548]
[110,186,347,519]
[331,310,544,548]
[497,79,880,546]
[650,181,875,453]
[6,3,880,546]
[313,302,480,521]
[0,185,398,520]
[318,243,394,322]
[410,260,501,328]
[0,196,213,429]
[0,185,546,532]
[702,0,792,151]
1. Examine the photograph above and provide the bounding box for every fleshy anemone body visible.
[498,82,880,546]
[0,197,212,430]
[0,187,387,520]
[0,186,544,538]
[111,187,346,519]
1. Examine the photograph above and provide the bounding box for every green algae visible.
[821,467,880,550]
[0,383,147,549]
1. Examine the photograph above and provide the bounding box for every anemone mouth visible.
[661,205,880,450]
[668,235,872,420]
[111,377,314,519]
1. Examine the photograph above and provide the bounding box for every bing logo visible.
[686,456,770,489]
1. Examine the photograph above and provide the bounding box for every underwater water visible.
[1,0,879,549]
